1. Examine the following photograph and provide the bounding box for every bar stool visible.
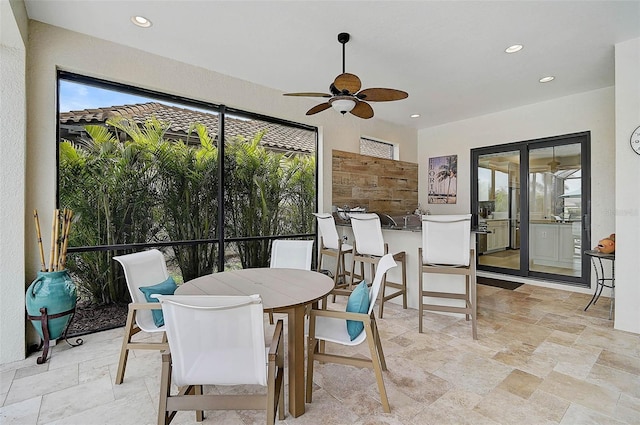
[419,214,477,339]
[349,213,407,318]
[313,213,352,297]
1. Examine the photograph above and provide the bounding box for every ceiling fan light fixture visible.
[330,96,356,114]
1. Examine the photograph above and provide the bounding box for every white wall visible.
[417,82,640,334]
[0,0,28,364]
[614,37,640,334]
[0,20,417,364]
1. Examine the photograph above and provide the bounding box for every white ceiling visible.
[24,0,640,129]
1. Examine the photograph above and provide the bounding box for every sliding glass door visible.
[472,132,591,286]
[476,149,521,271]
[528,143,583,278]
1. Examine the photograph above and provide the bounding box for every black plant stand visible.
[27,307,83,364]
[583,250,615,320]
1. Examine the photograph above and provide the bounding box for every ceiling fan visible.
[548,146,561,173]
[283,33,408,119]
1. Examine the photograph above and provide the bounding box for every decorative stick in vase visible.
[33,210,47,272]
[58,209,73,271]
[48,209,58,272]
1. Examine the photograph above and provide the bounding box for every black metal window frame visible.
[470,131,591,287]
[56,71,319,270]
[360,136,395,160]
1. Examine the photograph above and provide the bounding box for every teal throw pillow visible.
[139,276,177,327]
[345,280,370,340]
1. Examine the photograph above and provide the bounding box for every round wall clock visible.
[631,125,640,155]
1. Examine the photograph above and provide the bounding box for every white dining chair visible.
[349,213,407,318]
[419,214,477,339]
[156,294,285,425]
[268,239,314,322]
[270,239,314,270]
[112,249,171,384]
[306,253,397,413]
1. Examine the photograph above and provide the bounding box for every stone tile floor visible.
[1,284,639,424]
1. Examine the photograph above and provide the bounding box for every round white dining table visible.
[176,267,335,418]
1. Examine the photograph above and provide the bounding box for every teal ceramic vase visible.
[25,270,77,341]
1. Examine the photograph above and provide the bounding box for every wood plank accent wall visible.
[332,150,418,216]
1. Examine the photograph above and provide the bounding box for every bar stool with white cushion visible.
[349,213,407,318]
[313,213,352,294]
[419,214,477,339]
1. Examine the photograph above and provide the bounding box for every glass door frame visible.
[471,131,591,287]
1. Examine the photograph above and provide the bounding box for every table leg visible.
[285,305,305,417]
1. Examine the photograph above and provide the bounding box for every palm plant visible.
[59,123,159,303]
[224,131,287,268]
[281,154,316,234]
[151,123,219,281]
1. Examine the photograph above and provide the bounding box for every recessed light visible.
[539,76,555,83]
[131,16,152,28]
[505,44,523,53]
[410,114,420,118]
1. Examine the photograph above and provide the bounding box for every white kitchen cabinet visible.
[530,223,575,268]
[486,220,509,252]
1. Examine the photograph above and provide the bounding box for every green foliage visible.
[224,131,287,268]
[59,117,316,304]
[150,123,219,281]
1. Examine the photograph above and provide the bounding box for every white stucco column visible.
[614,37,640,334]
[0,0,28,363]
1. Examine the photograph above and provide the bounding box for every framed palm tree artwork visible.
[428,155,457,204]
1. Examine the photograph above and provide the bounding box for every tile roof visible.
[60,102,315,153]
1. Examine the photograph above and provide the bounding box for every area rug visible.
[477,277,523,290]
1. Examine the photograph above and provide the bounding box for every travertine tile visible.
[475,388,560,425]
[4,364,78,406]
[597,349,640,376]
[41,391,159,425]
[38,375,114,423]
[534,340,599,379]
[2,284,640,424]
[528,389,571,423]
[0,395,41,425]
[0,368,16,398]
[496,369,542,399]
[536,313,587,334]
[538,370,619,416]
[432,352,513,395]
[615,393,640,424]
[587,363,640,399]
[13,362,48,380]
[559,403,627,425]
[491,340,556,378]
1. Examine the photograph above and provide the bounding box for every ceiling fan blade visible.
[333,73,361,94]
[306,102,332,116]
[350,100,374,119]
[356,88,408,102]
[283,92,332,98]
